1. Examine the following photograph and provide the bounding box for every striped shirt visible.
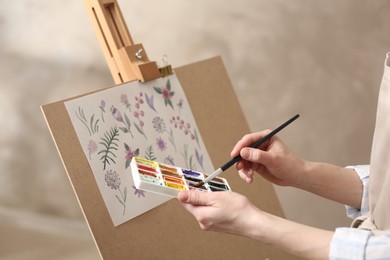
[329,165,390,259]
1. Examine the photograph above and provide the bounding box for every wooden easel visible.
[84,0,168,83]
[41,0,297,259]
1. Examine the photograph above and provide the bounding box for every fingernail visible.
[241,148,250,158]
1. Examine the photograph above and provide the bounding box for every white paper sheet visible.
[65,75,214,226]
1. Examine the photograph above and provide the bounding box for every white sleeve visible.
[344,165,370,219]
[330,227,390,259]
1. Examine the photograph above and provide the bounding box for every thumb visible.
[240,147,272,166]
[178,190,210,206]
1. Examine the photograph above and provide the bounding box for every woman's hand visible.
[178,190,262,238]
[231,130,306,187]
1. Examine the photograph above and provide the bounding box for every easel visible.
[84,0,171,83]
[41,0,297,259]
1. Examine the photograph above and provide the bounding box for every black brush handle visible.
[220,114,300,171]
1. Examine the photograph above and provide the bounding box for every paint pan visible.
[163,175,185,185]
[209,186,227,192]
[208,180,229,190]
[182,169,202,178]
[188,182,208,191]
[183,175,202,183]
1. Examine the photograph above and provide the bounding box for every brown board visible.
[41,56,296,259]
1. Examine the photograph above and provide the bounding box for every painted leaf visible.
[166,79,171,90]
[119,127,129,133]
[98,127,119,170]
[153,86,162,94]
[124,113,131,127]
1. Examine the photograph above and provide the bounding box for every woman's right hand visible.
[230,130,306,187]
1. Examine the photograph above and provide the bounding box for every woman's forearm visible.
[250,209,334,259]
[294,161,363,208]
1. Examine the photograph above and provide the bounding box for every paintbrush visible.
[194,114,300,188]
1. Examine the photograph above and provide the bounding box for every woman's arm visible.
[297,161,363,208]
[231,131,363,208]
[178,190,334,259]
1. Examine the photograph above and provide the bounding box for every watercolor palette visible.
[130,157,232,197]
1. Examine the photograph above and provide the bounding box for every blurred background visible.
[1,0,390,259]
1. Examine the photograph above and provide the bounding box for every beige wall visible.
[1,0,390,237]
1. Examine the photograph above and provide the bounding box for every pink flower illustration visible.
[87,140,98,160]
[153,79,175,109]
[124,143,139,169]
[120,94,131,111]
[133,92,147,139]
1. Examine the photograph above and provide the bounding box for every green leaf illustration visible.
[98,127,119,170]
[153,86,162,94]
[145,145,156,161]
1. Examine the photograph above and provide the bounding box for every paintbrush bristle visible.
[193,181,205,188]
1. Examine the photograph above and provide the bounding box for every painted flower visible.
[105,170,121,190]
[124,143,139,168]
[162,87,172,100]
[153,79,174,109]
[105,170,128,215]
[121,94,131,110]
[99,100,106,111]
[156,136,167,152]
[164,155,175,166]
[111,106,124,123]
[132,92,147,140]
[132,185,146,198]
[152,117,166,133]
[87,139,98,159]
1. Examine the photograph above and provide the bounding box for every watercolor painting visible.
[65,75,214,226]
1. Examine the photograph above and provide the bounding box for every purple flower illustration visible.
[87,139,98,160]
[124,143,139,169]
[156,137,167,152]
[145,93,157,112]
[152,117,166,134]
[132,185,146,198]
[111,106,124,123]
[164,155,175,166]
[111,106,133,137]
[105,170,127,215]
[152,117,175,151]
[105,169,121,190]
